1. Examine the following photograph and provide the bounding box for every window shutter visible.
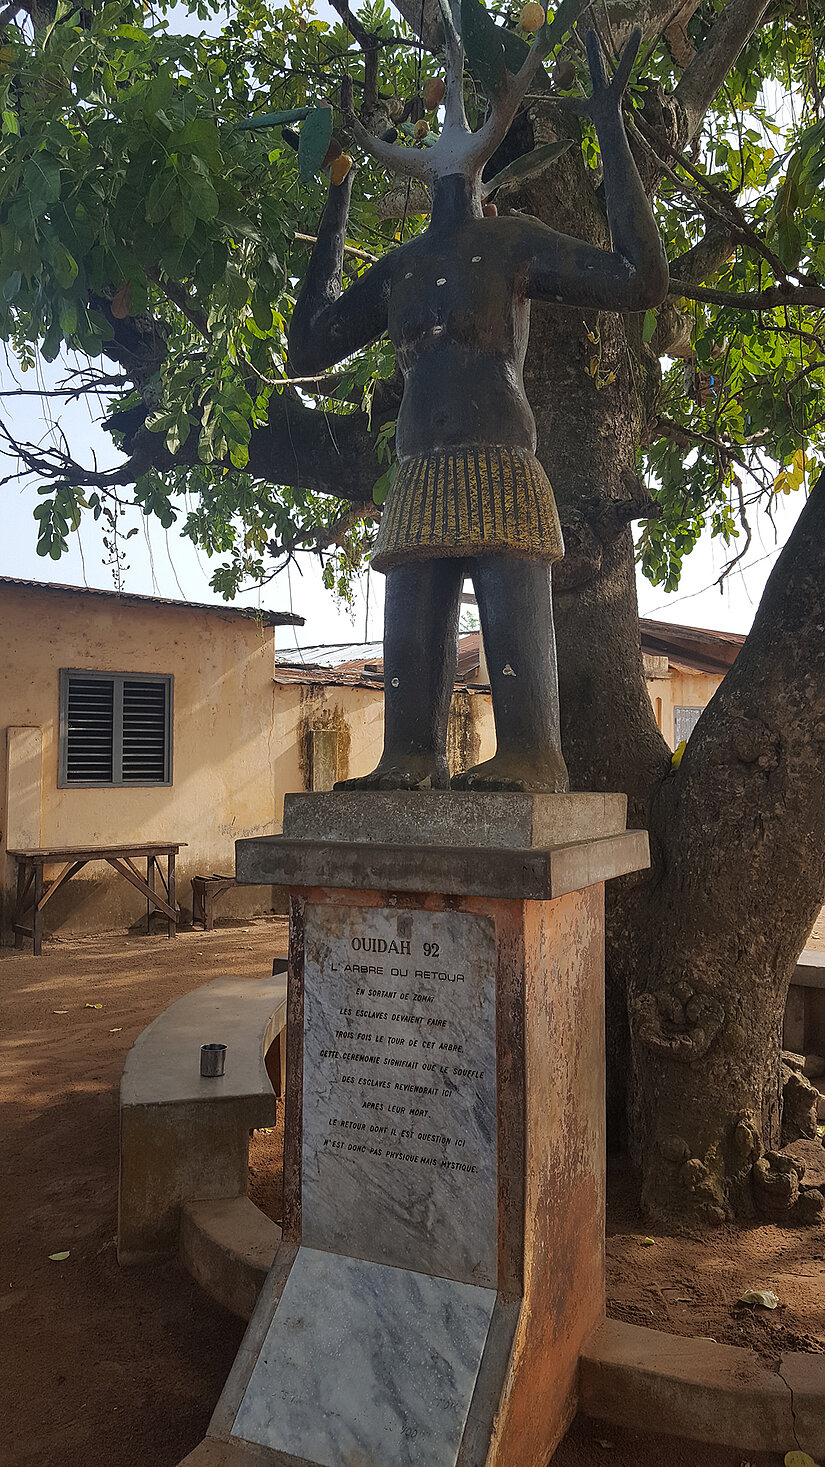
[122,679,169,782]
[60,671,172,786]
[65,676,114,783]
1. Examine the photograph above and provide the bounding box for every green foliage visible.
[0,0,823,600]
[635,3,825,590]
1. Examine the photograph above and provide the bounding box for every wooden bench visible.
[118,971,287,1265]
[9,841,183,954]
[784,951,825,1056]
[191,872,237,930]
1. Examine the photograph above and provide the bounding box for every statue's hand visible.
[580,27,641,126]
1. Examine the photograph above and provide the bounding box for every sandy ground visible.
[606,1161,825,1361]
[0,920,800,1467]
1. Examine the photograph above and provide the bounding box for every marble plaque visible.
[302,904,497,1286]
[232,1247,496,1467]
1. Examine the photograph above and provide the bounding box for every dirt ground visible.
[0,920,800,1467]
[606,1161,825,1361]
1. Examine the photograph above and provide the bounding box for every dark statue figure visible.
[289,17,668,793]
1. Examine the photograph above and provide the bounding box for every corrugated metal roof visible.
[640,617,744,674]
[275,641,384,668]
[0,575,303,626]
[274,634,487,690]
[273,619,744,687]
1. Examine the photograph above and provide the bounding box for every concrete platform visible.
[118,973,287,1263]
[281,790,629,848]
[181,1196,281,1321]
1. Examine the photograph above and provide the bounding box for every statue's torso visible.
[388,218,538,459]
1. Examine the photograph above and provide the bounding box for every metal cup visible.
[200,1042,227,1078]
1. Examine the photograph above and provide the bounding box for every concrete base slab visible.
[281,790,628,848]
[181,1197,280,1322]
[179,1441,278,1466]
[580,1318,825,1457]
[780,1350,825,1457]
[231,1247,496,1466]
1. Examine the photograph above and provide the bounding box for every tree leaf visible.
[53,244,78,289]
[23,154,61,213]
[251,292,273,332]
[484,141,572,196]
[49,1251,70,1261]
[111,283,133,319]
[461,0,509,102]
[298,106,333,183]
[3,269,22,302]
[146,167,179,224]
[738,1289,779,1308]
[179,168,219,222]
[643,309,658,344]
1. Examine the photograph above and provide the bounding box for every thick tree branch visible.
[391,0,442,51]
[146,270,211,339]
[669,277,825,310]
[656,414,751,470]
[117,386,400,506]
[630,113,789,280]
[673,0,771,139]
[665,466,825,953]
[669,225,738,286]
[267,502,379,567]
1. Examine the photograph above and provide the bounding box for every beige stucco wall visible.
[646,668,724,751]
[0,583,284,937]
[271,680,496,825]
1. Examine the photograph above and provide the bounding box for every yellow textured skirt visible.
[371,444,565,571]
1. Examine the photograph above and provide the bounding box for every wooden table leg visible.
[14,859,28,950]
[146,856,155,935]
[32,860,44,956]
[167,850,176,938]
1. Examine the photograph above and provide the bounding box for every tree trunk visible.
[517,142,674,1144]
[625,473,825,1221]
[520,127,825,1221]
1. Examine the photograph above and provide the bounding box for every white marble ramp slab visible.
[302,904,497,1286]
[231,1247,496,1467]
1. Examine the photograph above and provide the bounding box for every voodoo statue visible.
[289,12,668,793]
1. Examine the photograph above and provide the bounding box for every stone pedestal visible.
[182,793,648,1467]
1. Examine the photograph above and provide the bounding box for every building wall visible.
[646,669,724,750]
[271,681,497,822]
[1,583,283,937]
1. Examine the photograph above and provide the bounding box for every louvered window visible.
[59,671,173,787]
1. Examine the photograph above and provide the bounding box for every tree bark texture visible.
[625,475,825,1221]
[511,75,825,1221]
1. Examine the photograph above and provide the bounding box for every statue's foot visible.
[451,751,569,794]
[335,755,450,792]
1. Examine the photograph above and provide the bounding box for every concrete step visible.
[180,1195,280,1321]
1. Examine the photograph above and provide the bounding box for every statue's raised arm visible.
[289,168,395,377]
[524,31,669,311]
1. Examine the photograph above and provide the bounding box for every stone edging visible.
[580,1317,825,1458]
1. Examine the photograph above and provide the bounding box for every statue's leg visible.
[335,559,463,791]
[451,553,570,793]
